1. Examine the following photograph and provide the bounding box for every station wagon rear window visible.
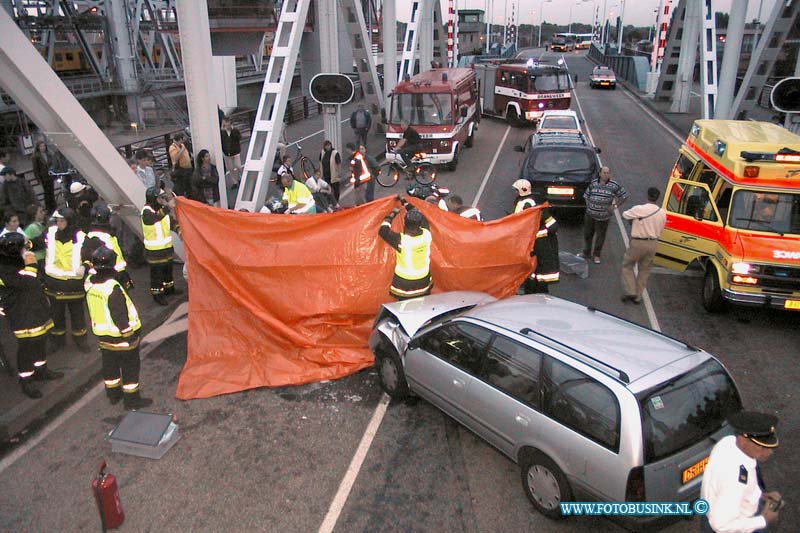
[540,117,578,130]
[639,359,742,463]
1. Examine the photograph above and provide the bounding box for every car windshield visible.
[728,189,800,235]
[530,72,571,92]
[638,359,742,463]
[594,68,613,76]
[540,117,578,130]
[390,92,453,126]
[527,149,594,175]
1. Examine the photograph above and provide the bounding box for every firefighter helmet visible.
[512,179,532,195]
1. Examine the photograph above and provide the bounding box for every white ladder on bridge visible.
[235,0,312,213]
[340,0,384,117]
[698,0,719,119]
[400,1,423,79]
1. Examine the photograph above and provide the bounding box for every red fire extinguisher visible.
[92,459,125,531]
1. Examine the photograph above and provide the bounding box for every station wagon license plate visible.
[682,457,709,484]
[547,186,574,196]
[785,299,800,310]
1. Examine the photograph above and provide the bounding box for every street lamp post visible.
[530,10,535,48]
[538,0,552,48]
[617,0,626,53]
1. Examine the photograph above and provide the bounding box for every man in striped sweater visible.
[580,167,628,265]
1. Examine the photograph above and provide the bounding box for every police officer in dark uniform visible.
[85,246,152,409]
[0,232,62,398]
[700,411,783,532]
[379,197,432,300]
[512,179,559,294]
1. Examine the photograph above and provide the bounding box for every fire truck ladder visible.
[341,0,383,116]
[400,1,423,79]
[235,0,311,213]
[731,0,800,120]
[698,0,718,119]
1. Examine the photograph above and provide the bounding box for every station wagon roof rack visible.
[533,131,589,146]
[519,327,631,383]
[585,306,698,351]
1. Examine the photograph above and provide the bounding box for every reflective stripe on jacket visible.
[349,152,372,184]
[45,226,85,280]
[85,278,141,338]
[394,229,432,281]
[141,206,172,251]
[86,231,127,271]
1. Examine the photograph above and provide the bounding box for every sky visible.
[397,0,778,27]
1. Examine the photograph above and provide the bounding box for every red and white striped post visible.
[447,0,455,67]
[647,0,672,95]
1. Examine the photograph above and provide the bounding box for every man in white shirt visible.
[700,411,782,533]
[620,187,667,304]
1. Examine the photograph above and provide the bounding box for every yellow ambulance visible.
[655,120,800,312]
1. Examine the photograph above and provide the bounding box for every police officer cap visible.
[0,232,26,257]
[91,246,117,271]
[728,411,779,448]
[51,207,75,221]
[91,205,111,226]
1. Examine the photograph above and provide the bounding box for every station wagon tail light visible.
[625,467,646,502]
[744,166,759,178]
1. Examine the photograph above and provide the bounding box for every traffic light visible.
[770,77,800,113]
[309,74,354,105]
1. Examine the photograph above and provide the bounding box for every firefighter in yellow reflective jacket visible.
[44,207,90,352]
[85,246,152,409]
[0,232,62,399]
[513,179,560,294]
[141,187,182,305]
[379,196,432,300]
[81,205,133,290]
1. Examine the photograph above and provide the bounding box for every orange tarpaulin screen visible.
[175,196,540,399]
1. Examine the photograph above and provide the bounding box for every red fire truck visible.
[473,59,572,126]
[385,68,479,171]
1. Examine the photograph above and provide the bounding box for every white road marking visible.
[0,339,164,475]
[473,125,512,205]
[318,393,390,533]
[572,81,662,331]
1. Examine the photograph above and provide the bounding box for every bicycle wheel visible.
[414,163,436,185]
[300,157,317,180]
[376,163,401,187]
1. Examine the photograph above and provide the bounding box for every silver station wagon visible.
[369,292,743,526]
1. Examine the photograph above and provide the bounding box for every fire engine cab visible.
[385,68,479,170]
[473,59,572,126]
[655,120,800,312]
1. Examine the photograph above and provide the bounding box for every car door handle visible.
[452,379,464,389]
[679,235,697,242]
[515,415,530,427]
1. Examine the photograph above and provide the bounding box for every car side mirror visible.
[408,338,420,350]
[461,106,468,118]
[595,147,602,154]
[513,145,525,153]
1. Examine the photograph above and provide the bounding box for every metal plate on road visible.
[784,299,800,310]
[682,457,709,485]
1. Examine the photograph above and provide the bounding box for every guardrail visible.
[588,43,650,92]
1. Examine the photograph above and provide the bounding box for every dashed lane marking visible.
[318,393,390,533]
[473,125,512,205]
[571,78,662,332]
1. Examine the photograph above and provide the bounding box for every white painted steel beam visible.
[669,0,700,113]
[382,0,397,105]
[698,0,718,119]
[715,0,747,119]
[319,0,343,151]
[0,7,144,238]
[176,0,228,208]
[400,1,422,79]
[340,0,383,117]
[236,0,312,212]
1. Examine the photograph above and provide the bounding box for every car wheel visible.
[375,346,409,400]
[465,128,475,148]
[507,107,521,127]
[611,85,616,91]
[447,148,459,171]
[702,265,728,313]
[520,452,573,519]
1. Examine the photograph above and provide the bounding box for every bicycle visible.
[376,152,436,188]
[271,142,317,183]
[48,168,78,209]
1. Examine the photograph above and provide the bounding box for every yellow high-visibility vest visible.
[45,226,85,280]
[141,206,172,251]
[514,197,536,213]
[395,229,432,281]
[86,231,127,271]
[85,278,141,338]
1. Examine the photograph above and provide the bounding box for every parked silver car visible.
[369,292,742,526]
